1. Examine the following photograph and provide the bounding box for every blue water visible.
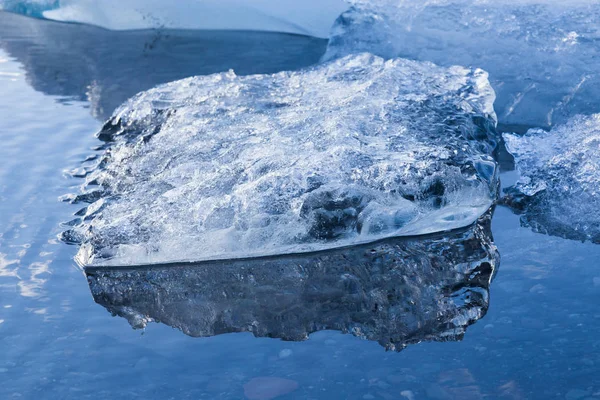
[1,11,599,400]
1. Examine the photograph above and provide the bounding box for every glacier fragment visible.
[64,53,498,266]
[325,0,600,128]
[0,0,348,38]
[503,114,600,244]
[86,211,498,351]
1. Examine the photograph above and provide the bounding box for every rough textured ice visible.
[0,0,347,38]
[86,213,498,351]
[64,54,498,266]
[503,114,600,244]
[324,0,600,128]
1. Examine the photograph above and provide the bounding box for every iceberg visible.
[503,114,600,244]
[63,54,498,267]
[86,211,498,351]
[0,0,348,38]
[324,0,600,128]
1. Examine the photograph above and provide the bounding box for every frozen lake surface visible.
[1,10,600,400]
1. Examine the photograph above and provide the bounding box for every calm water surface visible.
[1,11,599,400]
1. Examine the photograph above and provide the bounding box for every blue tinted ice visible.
[504,114,600,243]
[0,0,347,38]
[64,54,498,266]
[325,0,600,128]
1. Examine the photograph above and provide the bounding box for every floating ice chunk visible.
[0,0,348,38]
[65,53,498,266]
[86,212,498,351]
[324,0,600,128]
[503,114,600,243]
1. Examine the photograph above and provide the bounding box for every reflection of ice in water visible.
[0,47,99,322]
[0,253,19,278]
[0,249,51,298]
[0,242,52,298]
[18,259,51,298]
[86,212,498,351]
[0,11,328,121]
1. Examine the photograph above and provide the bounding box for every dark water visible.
[0,12,327,120]
[1,11,599,400]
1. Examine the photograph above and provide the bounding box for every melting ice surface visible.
[503,114,600,244]
[65,54,498,267]
[0,0,348,38]
[325,0,600,128]
[86,212,498,351]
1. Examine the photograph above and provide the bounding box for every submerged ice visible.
[65,54,498,266]
[325,0,600,128]
[86,212,498,351]
[503,114,600,244]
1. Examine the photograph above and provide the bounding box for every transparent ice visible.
[504,114,600,243]
[64,54,498,266]
[325,0,600,128]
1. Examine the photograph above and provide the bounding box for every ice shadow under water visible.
[86,211,498,351]
[0,11,327,120]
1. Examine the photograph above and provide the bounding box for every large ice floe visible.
[503,114,600,244]
[0,0,348,38]
[324,0,600,128]
[86,211,498,351]
[63,54,498,267]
